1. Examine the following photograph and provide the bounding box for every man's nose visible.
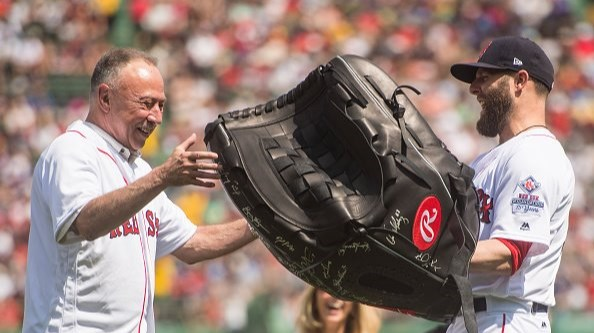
[147,105,163,124]
[469,80,480,96]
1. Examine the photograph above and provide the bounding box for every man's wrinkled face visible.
[107,60,166,151]
[471,69,514,138]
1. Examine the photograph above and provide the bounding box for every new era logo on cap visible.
[450,36,554,91]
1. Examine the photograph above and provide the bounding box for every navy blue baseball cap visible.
[450,36,555,91]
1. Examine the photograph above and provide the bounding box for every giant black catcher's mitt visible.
[204,55,479,332]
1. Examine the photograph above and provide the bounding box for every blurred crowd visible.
[1,0,594,331]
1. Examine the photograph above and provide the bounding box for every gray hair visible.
[90,48,158,93]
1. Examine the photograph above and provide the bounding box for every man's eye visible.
[140,100,164,111]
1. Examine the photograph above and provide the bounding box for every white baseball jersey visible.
[23,120,197,332]
[469,127,574,306]
[447,127,574,333]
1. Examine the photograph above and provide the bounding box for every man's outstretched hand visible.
[157,133,221,188]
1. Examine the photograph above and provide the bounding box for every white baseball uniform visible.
[448,127,575,333]
[23,120,197,332]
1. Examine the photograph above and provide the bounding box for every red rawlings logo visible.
[412,196,442,251]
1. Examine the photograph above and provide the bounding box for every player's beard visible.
[476,79,513,138]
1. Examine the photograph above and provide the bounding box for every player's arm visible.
[471,238,532,275]
[72,169,168,240]
[73,134,220,240]
[470,239,514,274]
[171,219,257,264]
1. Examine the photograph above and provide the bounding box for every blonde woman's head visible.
[296,286,381,333]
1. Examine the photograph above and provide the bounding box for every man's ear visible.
[97,83,111,113]
[515,70,529,91]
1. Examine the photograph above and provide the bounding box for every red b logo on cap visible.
[412,196,442,251]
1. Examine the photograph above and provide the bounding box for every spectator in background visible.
[296,285,381,333]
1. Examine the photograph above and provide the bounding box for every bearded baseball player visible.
[446,36,575,332]
[23,48,256,332]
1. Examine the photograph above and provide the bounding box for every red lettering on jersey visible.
[132,215,140,235]
[122,221,134,236]
[110,215,158,239]
[132,215,140,234]
[146,211,155,237]
[146,210,160,237]
[110,225,123,239]
[477,188,493,223]
[122,216,140,236]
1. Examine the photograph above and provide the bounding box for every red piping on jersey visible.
[67,130,128,185]
[66,130,86,138]
[94,147,149,332]
[68,128,149,331]
[96,148,128,185]
[501,313,506,332]
[137,230,149,333]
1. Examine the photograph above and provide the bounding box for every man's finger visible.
[195,162,220,171]
[193,170,221,179]
[194,180,216,188]
[190,151,218,161]
[177,133,197,152]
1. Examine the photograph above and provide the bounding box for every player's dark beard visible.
[476,79,513,137]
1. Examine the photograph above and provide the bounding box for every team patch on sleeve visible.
[510,176,545,215]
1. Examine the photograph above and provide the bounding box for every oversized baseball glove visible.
[204,55,479,332]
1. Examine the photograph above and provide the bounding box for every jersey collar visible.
[84,121,141,164]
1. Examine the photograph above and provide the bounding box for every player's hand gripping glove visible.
[204,55,480,333]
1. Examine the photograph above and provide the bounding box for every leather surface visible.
[204,55,480,324]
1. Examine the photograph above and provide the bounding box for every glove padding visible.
[205,55,479,332]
